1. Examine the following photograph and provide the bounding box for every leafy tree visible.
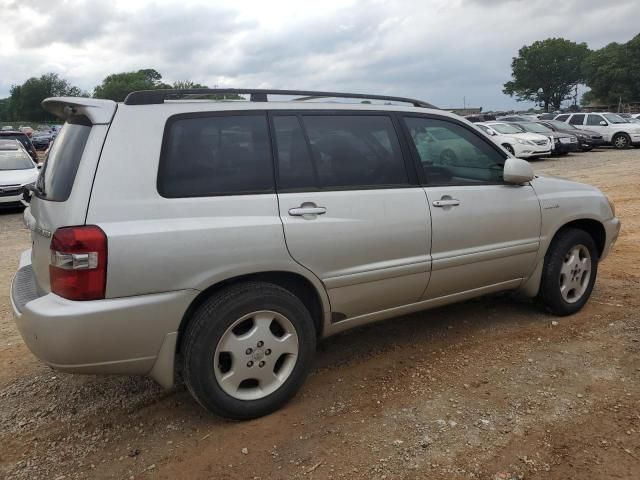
[0,98,10,121]
[172,80,208,89]
[5,73,88,121]
[93,69,171,102]
[582,33,640,106]
[503,38,590,111]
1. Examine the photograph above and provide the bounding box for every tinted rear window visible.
[273,114,407,190]
[36,116,91,202]
[158,114,273,197]
[569,114,585,125]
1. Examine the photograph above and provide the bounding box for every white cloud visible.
[0,0,638,109]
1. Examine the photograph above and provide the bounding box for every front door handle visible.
[288,205,327,216]
[432,198,460,207]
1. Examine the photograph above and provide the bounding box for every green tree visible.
[0,98,10,121]
[172,80,208,89]
[93,69,171,102]
[5,73,88,121]
[503,38,590,111]
[582,33,640,106]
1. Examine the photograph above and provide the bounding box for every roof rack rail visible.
[123,88,438,108]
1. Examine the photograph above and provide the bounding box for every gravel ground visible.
[1,148,639,479]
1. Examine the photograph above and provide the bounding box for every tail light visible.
[50,226,107,300]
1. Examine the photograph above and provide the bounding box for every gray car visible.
[11,89,620,419]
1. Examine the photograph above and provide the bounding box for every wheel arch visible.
[517,217,606,298]
[176,271,327,354]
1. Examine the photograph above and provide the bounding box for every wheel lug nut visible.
[246,348,253,355]
[259,361,265,368]
[265,349,271,356]
[247,361,253,367]
[257,341,264,347]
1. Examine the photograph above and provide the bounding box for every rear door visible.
[402,114,541,299]
[272,112,431,320]
[26,99,116,293]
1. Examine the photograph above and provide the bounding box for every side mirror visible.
[599,121,607,126]
[503,157,534,184]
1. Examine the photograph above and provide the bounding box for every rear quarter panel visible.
[86,105,329,311]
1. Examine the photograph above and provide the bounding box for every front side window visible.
[159,114,273,197]
[404,117,506,185]
[586,114,605,126]
[273,114,408,190]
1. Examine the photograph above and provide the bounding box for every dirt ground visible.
[1,148,639,480]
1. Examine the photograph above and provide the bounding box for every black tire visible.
[503,144,515,155]
[182,281,316,419]
[538,228,599,316]
[612,133,630,149]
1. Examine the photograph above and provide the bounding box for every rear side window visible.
[37,116,91,202]
[273,114,408,190]
[569,114,585,125]
[158,114,274,197]
[556,114,570,122]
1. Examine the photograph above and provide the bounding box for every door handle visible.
[432,198,460,207]
[288,206,327,216]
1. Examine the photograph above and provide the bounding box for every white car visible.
[476,122,552,158]
[0,139,40,207]
[553,112,640,149]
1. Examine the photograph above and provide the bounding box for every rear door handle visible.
[288,206,327,216]
[432,199,460,207]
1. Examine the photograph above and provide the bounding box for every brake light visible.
[49,226,107,300]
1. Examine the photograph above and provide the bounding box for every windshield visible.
[603,114,628,124]
[491,123,522,134]
[0,150,34,170]
[519,123,552,133]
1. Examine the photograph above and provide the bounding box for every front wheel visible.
[612,133,630,149]
[182,282,316,419]
[538,228,599,316]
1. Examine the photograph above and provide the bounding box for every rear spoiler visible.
[41,97,117,125]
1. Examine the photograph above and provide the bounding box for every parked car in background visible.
[497,115,538,122]
[0,139,39,208]
[31,132,54,150]
[0,131,38,161]
[508,121,578,155]
[10,90,620,419]
[1,125,15,131]
[476,121,552,158]
[554,112,640,149]
[464,113,496,123]
[537,120,605,151]
[538,113,558,120]
[19,126,34,137]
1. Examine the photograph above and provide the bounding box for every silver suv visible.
[11,89,620,419]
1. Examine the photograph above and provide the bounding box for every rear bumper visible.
[11,250,196,386]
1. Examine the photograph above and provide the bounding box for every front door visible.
[272,112,432,319]
[402,115,541,299]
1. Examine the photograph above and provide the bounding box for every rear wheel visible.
[612,133,630,149]
[182,282,316,419]
[538,228,598,316]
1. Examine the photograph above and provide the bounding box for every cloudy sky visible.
[1,0,638,110]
